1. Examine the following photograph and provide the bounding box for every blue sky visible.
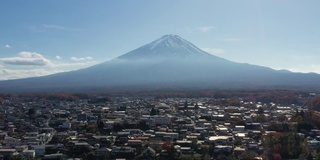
[1,0,320,80]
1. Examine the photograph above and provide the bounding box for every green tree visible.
[86,123,98,133]
[178,154,193,160]
[286,134,301,158]
[257,107,264,115]
[209,142,215,156]
[28,108,36,117]
[9,155,27,160]
[200,145,209,155]
[97,119,104,131]
[302,138,311,158]
[193,154,201,160]
[239,151,258,160]
[83,151,96,160]
[150,108,158,115]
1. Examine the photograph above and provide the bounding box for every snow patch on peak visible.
[118,34,220,60]
[149,34,200,51]
[149,34,182,49]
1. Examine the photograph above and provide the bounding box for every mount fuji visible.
[1,34,320,92]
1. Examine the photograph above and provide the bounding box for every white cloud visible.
[29,24,81,32]
[0,51,101,80]
[54,61,98,68]
[41,24,81,31]
[202,48,226,55]
[56,56,61,60]
[197,26,213,33]
[0,68,55,80]
[1,62,99,80]
[42,24,67,30]
[5,44,11,48]
[0,52,51,66]
[71,56,93,61]
[223,38,243,42]
[0,60,100,80]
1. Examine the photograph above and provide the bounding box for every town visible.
[1,92,320,160]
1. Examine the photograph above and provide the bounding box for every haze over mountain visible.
[0,34,320,92]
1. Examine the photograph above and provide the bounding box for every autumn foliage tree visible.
[306,96,320,111]
[263,133,308,159]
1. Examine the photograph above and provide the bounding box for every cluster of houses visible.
[0,95,319,159]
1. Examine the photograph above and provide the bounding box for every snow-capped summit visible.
[117,34,212,60]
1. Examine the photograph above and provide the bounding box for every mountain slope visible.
[0,34,320,92]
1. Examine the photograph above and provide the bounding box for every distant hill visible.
[1,34,320,92]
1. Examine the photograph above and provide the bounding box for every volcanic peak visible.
[117,34,212,60]
[149,34,188,49]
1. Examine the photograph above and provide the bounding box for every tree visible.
[300,110,305,119]
[150,108,158,115]
[257,107,264,115]
[28,108,36,117]
[137,121,149,131]
[239,151,258,160]
[209,142,215,156]
[274,153,282,160]
[255,115,267,123]
[9,155,27,160]
[184,100,188,109]
[97,119,104,131]
[82,151,96,160]
[216,155,228,160]
[193,154,201,160]
[286,134,301,158]
[113,123,124,132]
[195,103,199,109]
[162,142,172,151]
[263,133,304,159]
[86,124,98,133]
[297,121,314,132]
[307,153,313,160]
[178,154,193,160]
[200,145,209,155]
[305,96,320,111]
[302,138,311,158]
